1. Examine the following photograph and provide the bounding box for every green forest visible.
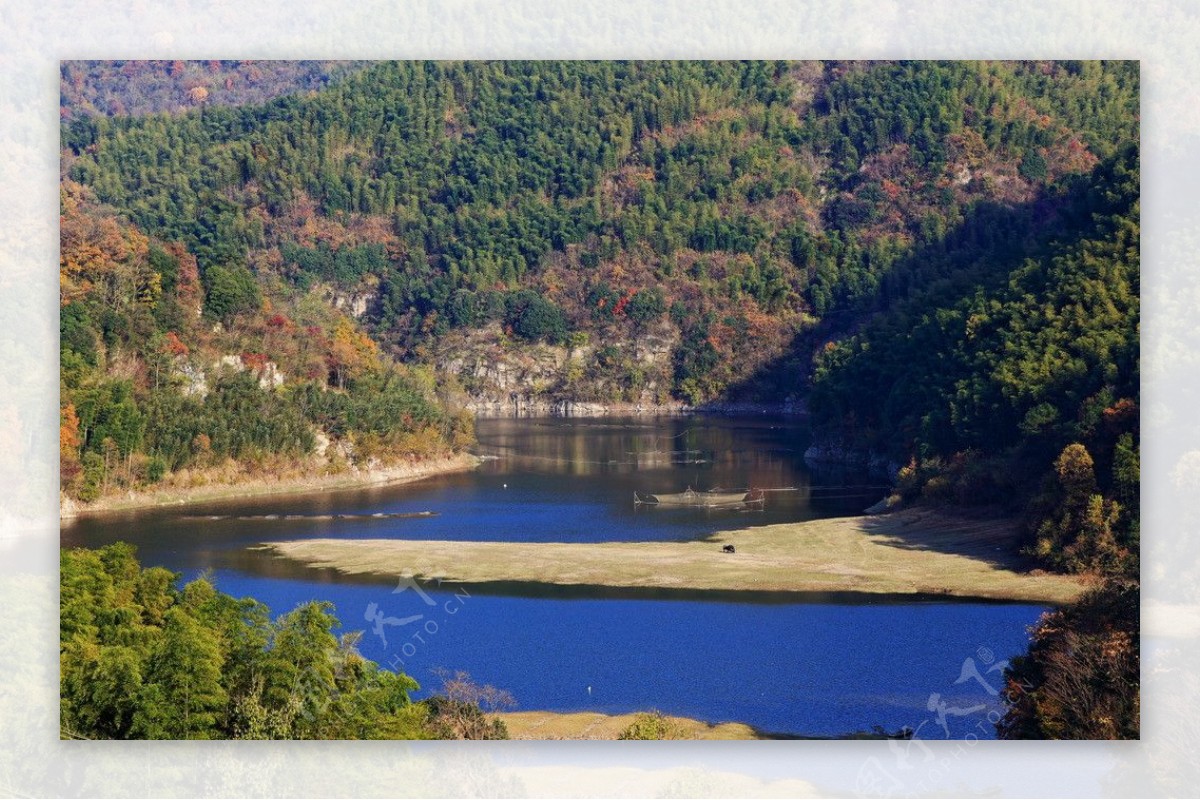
[60,60,1139,740]
[62,60,1138,402]
[61,544,509,739]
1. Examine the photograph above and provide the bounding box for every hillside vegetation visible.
[62,60,1137,406]
[59,179,472,506]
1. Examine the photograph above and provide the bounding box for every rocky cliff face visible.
[432,323,684,416]
[323,283,379,319]
[171,353,287,398]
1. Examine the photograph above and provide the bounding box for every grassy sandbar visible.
[262,508,1085,604]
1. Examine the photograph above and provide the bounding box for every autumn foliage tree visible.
[1032,443,1133,575]
[998,580,1139,740]
[60,404,83,491]
[60,181,154,310]
[328,316,379,388]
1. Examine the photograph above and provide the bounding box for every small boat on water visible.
[634,487,764,507]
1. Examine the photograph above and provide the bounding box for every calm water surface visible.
[63,415,1042,738]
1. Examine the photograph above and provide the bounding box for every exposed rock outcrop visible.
[433,323,681,415]
[169,353,287,399]
[322,283,379,319]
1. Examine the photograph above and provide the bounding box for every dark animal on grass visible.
[722,544,736,553]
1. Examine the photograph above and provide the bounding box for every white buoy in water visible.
[587,685,592,695]
[503,483,508,488]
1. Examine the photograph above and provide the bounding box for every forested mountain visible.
[810,143,1138,539]
[62,60,1137,404]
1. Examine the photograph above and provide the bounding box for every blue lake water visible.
[61,415,1044,738]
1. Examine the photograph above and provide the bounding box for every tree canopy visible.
[61,544,507,740]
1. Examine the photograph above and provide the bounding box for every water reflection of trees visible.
[471,418,883,517]
[477,416,811,478]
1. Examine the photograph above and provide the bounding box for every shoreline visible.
[468,401,807,418]
[59,411,794,520]
[496,709,894,740]
[60,452,481,521]
[497,710,778,740]
[59,411,804,520]
[261,508,1087,604]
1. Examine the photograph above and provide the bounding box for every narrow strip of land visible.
[497,710,766,740]
[61,453,479,519]
[262,508,1086,604]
